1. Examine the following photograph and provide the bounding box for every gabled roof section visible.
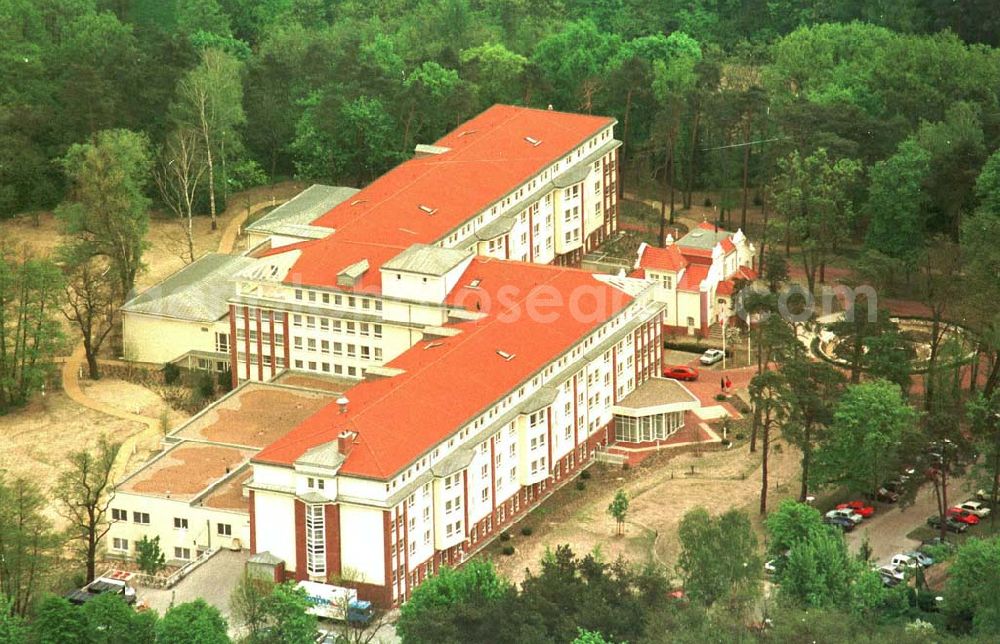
[677,264,710,292]
[637,243,687,273]
[254,259,635,479]
[382,244,473,276]
[122,253,255,322]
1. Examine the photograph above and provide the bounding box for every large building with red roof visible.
[631,223,756,337]
[228,104,622,387]
[111,105,705,608]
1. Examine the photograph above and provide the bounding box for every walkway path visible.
[60,183,300,483]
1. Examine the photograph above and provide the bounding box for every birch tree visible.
[173,48,245,231]
[155,128,207,264]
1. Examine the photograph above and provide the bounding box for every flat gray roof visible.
[122,253,255,322]
[676,227,729,251]
[246,184,358,233]
[382,244,472,276]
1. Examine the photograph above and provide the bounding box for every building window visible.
[295,289,303,300]
[215,333,229,353]
[111,508,126,522]
[174,517,188,530]
[112,538,129,551]
[217,523,232,537]
[174,547,191,560]
[133,512,150,525]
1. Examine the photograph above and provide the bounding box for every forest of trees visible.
[3,0,1000,230]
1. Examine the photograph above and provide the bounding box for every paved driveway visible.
[845,480,970,566]
[139,550,249,621]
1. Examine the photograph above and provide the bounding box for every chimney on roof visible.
[336,396,349,414]
[338,430,357,456]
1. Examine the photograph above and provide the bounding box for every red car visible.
[947,507,980,525]
[663,365,699,381]
[836,501,875,518]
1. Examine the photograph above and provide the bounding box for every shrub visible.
[580,469,592,480]
[163,363,180,385]
[216,368,233,393]
[576,481,586,491]
[704,197,713,207]
[193,371,215,399]
[735,432,745,440]
[499,531,511,542]
[739,402,752,414]
[721,439,732,447]
[521,526,533,536]
[501,545,515,556]
[622,462,631,471]
[715,393,727,401]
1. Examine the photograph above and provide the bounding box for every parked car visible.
[884,479,907,495]
[958,501,991,518]
[663,365,699,381]
[836,501,875,518]
[890,554,919,570]
[876,565,905,584]
[867,487,899,503]
[699,349,725,365]
[822,515,856,532]
[825,508,863,524]
[927,514,968,533]
[905,551,934,567]
[946,507,980,525]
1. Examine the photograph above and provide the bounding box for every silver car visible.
[700,349,725,365]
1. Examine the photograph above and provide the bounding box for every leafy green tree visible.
[55,435,122,583]
[827,299,900,384]
[864,138,932,271]
[861,331,914,394]
[532,20,623,112]
[607,489,629,535]
[945,536,1000,635]
[60,253,121,380]
[459,42,529,108]
[968,391,1000,526]
[650,32,701,232]
[0,247,64,411]
[764,500,826,558]
[400,62,470,151]
[573,629,611,644]
[172,47,245,230]
[812,380,919,496]
[779,527,857,609]
[771,148,861,292]
[780,356,845,501]
[676,508,761,610]
[32,595,91,643]
[82,591,142,644]
[398,560,510,643]
[750,369,790,514]
[963,157,1000,397]
[0,594,28,643]
[0,473,59,616]
[914,101,986,236]
[229,572,273,640]
[259,583,316,644]
[135,535,166,576]
[56,129,152,297]
[155,599,229,644]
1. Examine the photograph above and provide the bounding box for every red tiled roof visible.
[272,106,614,290]
[716,280,736,296]
[677,264,710,292]
[637,244,687,272]
[254,259,633,478]
[265,238,407,294]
